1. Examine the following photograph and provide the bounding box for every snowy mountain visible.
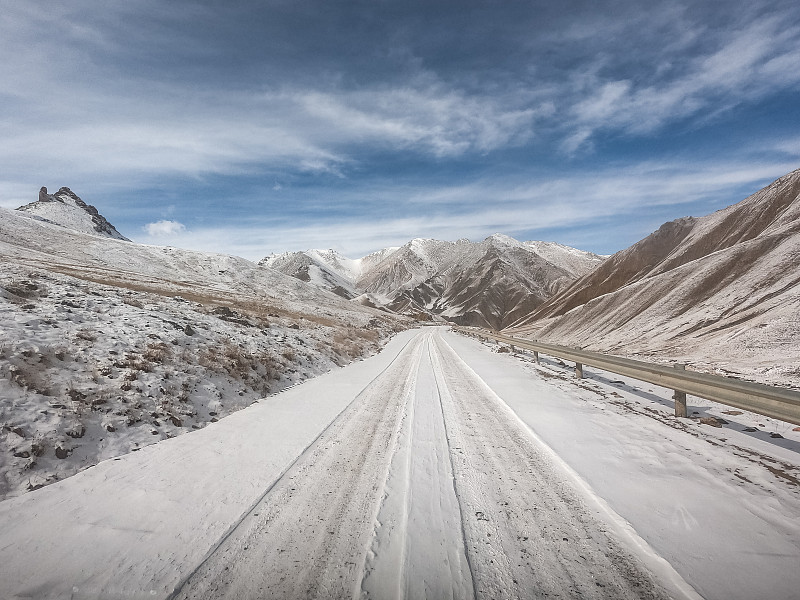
[259,246,401,300]
[264,235,605,329]
[260,250,361,299]
[16,187,130,241]
[509,167,800,387]
[0,202,406,500]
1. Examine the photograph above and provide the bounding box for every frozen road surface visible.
[4,327,798,599]
[173,329,681,600]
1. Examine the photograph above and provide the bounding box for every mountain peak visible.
[16,187,130,241]
[484,233,521,247]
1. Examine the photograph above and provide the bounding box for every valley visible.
[1,169,799,599]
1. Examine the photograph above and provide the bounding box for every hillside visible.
[509,168,800,387]
[16,187,130,241]
[0,202,406,500]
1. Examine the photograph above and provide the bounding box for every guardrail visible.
[454,327,800,426]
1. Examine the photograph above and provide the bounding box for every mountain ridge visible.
[508,167,800,388]
[263,235,605,328]
[16,187,130,241]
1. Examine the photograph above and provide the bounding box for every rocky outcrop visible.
[17,187,130,241]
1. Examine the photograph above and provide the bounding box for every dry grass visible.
[122,297,144,309]
[74,329,97,342]
[143,342,171,364]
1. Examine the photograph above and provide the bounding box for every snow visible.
[0,208,406,500]
[307,248,365,281]
[0,330,421,599]
[524,240,607,277]
[2,327,795,599]
[448,331,800,600]
[15,187,129,241]
[361,336,473,599]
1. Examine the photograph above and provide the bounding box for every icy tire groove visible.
[173,335,425,599]
[361,332,474,600]
[431,334,671,599]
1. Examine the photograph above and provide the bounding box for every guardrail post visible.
[575,363,583,379]
[533,351,539,364]
[673,363,687,417]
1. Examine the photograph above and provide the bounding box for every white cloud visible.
[144,220,186,236]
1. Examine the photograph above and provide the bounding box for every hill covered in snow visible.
[262,235,605,329]
[509,167,800,388]
[0,202,406,500]
[16,187,130,241]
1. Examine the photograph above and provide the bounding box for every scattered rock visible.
[699,417,724,427]
[66,425,86,439]
[169,415,183,427]
[55,446,69,459]
[213,306,235,317]
[289,323,300,330]
[722,410,744,416]
[184,324,195,336]
[743,427,758,432]
[106,424,116,432]
[67,389,86,402]
[770,433,784,439]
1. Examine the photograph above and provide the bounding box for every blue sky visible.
[2,0,799,260]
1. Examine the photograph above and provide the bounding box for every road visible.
[173,329,674,600]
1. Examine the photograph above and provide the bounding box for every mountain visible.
[16,187,130,241]
[260,250,361,299]
[260,247,400,300]
[508,167,800,387]
[263,235,605,329]
[0,201,406,500]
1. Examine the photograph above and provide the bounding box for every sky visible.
[2,0,800,260]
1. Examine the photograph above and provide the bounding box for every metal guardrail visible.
[455,327,800,426]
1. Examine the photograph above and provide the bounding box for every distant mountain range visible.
[261,235,605,329]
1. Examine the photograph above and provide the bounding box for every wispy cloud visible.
[562,13,800,151]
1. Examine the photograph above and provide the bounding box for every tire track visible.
[173,328,685,599]
[431,332,673,600]
[173,334,425,599]
[361,332,474,599]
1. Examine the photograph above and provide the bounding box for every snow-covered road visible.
[1,327,798,599]
[173,330,677,599]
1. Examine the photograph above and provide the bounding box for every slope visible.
[509,167,800,387]
[0,205,406,500]
[16,186,130,241]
